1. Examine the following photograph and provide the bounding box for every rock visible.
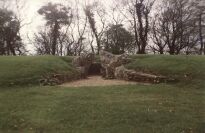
[99,50,170,83]
[39,74,62,86]
[114,66,127,80]
[72,53,94,78]
[99,50,130,79]
[115,66,167,83]
[76,67,87,78]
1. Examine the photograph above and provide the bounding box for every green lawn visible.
[0,85,204,133]
[0,55,205,133]
[0,56,78,87]
[126,55,205,88]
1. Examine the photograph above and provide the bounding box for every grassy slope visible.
[0,56,78,87]
[126,55,205,88]
[0,55,204,133]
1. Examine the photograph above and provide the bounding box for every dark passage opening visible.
[88,62,102,75]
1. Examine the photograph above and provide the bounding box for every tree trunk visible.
[159,50,164,55]
[199,13,204,55]
[136,8,144,54]
[169,49,175,55]
[133,15,139,53]
[60,43,63,56]
[89,38,95,54]
[94,32,100,55]
[135,2,148,54]
[8,41,16,56]
[52,21,59,55]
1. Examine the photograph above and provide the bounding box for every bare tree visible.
[150,15,167,54]
[87,31,95,54]
[151,0,199,55]
[117,0,155,54]
[74,0,88,56]
[0,7,26,55]
[15,0,31,30]
[33,27,52,55]
[196,2,205,55]
[108,4,124,25]
[84,1,107,54]
[38,2,73,55]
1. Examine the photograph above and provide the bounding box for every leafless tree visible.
[117,0,155,54]
[38,2,73,55]
[196,1,205,55]
[0,1,27,55]
[84,1,107,54]
[150,15,167,54]
[108,3,125,26]
[33,27,52,55]
[151,0,200,55]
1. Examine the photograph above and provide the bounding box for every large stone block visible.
[99,50,130,79]
[100,50,169,83]
[72,53,94,78]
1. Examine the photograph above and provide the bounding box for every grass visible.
[0,56,78,87]
[126,55,205,88]
[0,55,205,133]
[0,85,204,133]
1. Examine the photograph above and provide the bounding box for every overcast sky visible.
[1,0,156,53]
[1,0,204,53]
[21,0,112,33]
[14,0,112,53]
[6,0,63,52]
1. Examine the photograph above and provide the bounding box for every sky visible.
[1,0,204,53]
[1,0,157,53]
[21,0,111,33]
[16,0,112,53]
[21,0,72,52]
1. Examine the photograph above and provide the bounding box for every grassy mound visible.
[0,56,79,87]
[0,55,204,132]
[1,55,204,88]
[126,55,205,87]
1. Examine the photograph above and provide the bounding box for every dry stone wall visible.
[100,50,169,83]
[72,53,95,78]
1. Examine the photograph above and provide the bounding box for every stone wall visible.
[72,53,95,78]
[99,50,130,79]
[100,50,170,83]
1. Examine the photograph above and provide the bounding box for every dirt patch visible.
[61,76,146,87]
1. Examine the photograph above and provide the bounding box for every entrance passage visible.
[88,63,102,75]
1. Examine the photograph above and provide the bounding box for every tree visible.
[0,8,26,55]
[38,2,73,55]
[33,28,52,55]
[196,1,205,55]
[151,0,199,55]
[103,24,134,54]
[72,0,88,56]
[150,16,167,54]
[135,0,155,54]
[84,5,100,55]
[118,0,155,54]
[84,2,107,55]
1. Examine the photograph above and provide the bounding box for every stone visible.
[115,66,167,83]
[100,50,169,83]
[114,66,127,80]
[76,67,87,78]
[99,50,131,79]
[72,53,94,78]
